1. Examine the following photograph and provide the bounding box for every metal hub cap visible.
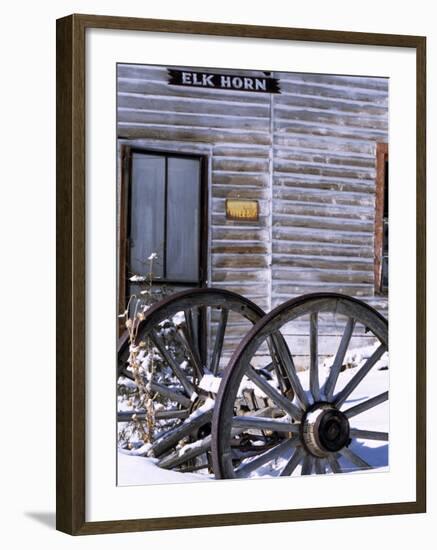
[302,403,350,458]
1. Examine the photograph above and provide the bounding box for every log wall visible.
[117,64,389,365]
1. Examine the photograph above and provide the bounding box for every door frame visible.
[118,143,210,329]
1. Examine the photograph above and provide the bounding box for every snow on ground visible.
[117,452,213,486]
[330,362,389,473]
[118,345,388,486]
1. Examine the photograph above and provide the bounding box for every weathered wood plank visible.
[118,92,270,117]
[277,73,388,91]
[273,213,373,233]
[274,134,377,155]
[272,268,373,285]
[213,213,269,227]
[273,200,373,220]
[272,283,373,297]
[213,144,270,157]
[272,226,373,246]
[274,122,387,141]
[212,157,269,172]
[212,270,268,283]
[212,243,268,255]
[213,173,269,187]
[210,287,267,304]
[213,187,269,200]
[274,93,388,117]
[274,148,377,169]
[273,187,374,207]
[118,124,272,145]
[213,227,270,241]
[273,253,373,268]
[274,160,375,180]
[212,255,269,269]
[273,176,376,195]
[119,109,270,130]
[273,241,373,259]
[274,109,388,132]
[277,80,388,103]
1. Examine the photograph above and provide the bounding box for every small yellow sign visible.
[226,199,259,222]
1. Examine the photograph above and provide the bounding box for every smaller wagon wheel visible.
[117,288,266,475]
[211,293,388,479]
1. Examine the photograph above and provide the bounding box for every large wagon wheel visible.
[212,293,388,479]
[117,288,266,474]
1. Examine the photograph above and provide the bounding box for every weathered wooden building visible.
[117,64,389,367]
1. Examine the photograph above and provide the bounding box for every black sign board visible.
[168,69,280,94]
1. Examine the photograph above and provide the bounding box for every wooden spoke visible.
[190,308,206,372]
[280,446,305,477]
[334,344,387,408]
[184,309,199,354]
[149,329,196,397]
[197,305,207,366]
[343,391,388,418]
[184,308,201,366]
[309,312,320,402]
[174,328,204,380]
[301,453,314,475]
[150,408,214,458]
[210,308,228,376]
[270,333,309,409]
[350,429,388,442]
[148,381,191,408]
[314,458,326,474]
[262,361,275,373]
[235,438,296,478]
[324,318,355,400]
[117,409,190,422]
[246,366,303,421]
[327,454,342,474]
[232,415,299,433]
[339,447,372,469]
[155,409,190,420]
[117,411,146,422]
[157,435,212,470]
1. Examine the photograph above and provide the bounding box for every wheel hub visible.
[302,403,350,458]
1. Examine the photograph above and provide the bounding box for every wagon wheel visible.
[211,293,388,479]
[117,287,266,474]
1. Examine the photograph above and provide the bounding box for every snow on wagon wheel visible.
[212,293,388,479]
[117,288,267,475]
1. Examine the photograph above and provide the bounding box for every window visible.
[374,143,388,294]
[118,148,207,315]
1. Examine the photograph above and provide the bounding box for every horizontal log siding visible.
[272,72,388,319]
[117,64,272,320]
[117,65,388,365]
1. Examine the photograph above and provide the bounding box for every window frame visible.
[118,145,209,318]
[374,142,389,295]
